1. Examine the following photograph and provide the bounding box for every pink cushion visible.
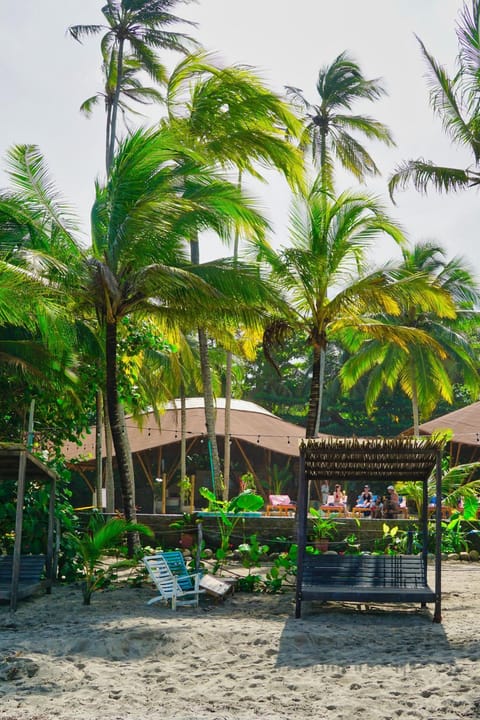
[269,494,292,506]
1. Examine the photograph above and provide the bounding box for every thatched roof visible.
[0,444,57,483]
[300,436,443,482]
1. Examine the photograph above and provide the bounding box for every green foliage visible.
[308,507,338,541]
[238,534,269,572]
[264,544,298,593]
[199,487,264,572]
[65,515,154,605]
[0,458,81,582]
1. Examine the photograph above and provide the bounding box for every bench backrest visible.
[157,551,194,591]
[0,555,45,583]
[302,554,426,588]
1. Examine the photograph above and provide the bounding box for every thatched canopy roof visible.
[0,444,57,483]
[300,436,443,483]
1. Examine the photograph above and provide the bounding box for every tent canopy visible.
[62,398,317,466]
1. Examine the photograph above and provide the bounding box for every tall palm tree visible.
[339,241,480,434]
[389,0,480,197]
[2,126,285,546]
[165,53,305,491]
[257,185,451,438]
[286,51,395,192]
[80,54,165,173]
[69,0,197,172]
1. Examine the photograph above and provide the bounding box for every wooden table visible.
[265,503,296,516]
[319,504,347,517]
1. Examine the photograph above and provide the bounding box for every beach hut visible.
[295,436,444,622]
[403,400,480,466]
[0,444,57,611]
[62,398,316,511]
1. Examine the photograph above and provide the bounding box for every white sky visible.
[1,0,478,275]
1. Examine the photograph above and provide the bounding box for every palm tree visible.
[165,53,305,491]
[339,242,480,434]
[389,0,480,197]
[286,51,395,192]
[69,0,198,172]
[1,127,281,548]
[80,54,165,173]
[257,185,452,438]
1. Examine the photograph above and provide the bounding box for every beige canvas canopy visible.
[403,401,480,464]
[62,398,318,465]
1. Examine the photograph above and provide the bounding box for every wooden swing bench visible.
[299,553,434,605]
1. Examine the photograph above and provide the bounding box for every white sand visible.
[1,562,480,720]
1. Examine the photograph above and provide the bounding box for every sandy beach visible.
[1,562,480,720]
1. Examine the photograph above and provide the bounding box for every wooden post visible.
[45,474,56,594]
[295,449,307,619]
[10,450,27,612]
[162,472,167,514]
[433,450,442,623]
[190,474,196,513]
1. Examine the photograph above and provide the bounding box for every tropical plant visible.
[308,507,338,541]
[286,50,394,192]
[198,487,264,572]
[258,184,447,437]
[389,0,480,199]
[69,0,198,172]
[339,241,480,433]
[1,125,281,553]
[264,543,298,593]
[178,476,192,508]
[165,52,305,495]
[397,460,480,518]
[66,515,153,605]
[237,534,269,592]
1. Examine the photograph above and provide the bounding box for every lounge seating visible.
[320,494,347,517]
[0,554,46,603]
[143,552,204,609]
[266,494,296,516]
[300,554,434,606]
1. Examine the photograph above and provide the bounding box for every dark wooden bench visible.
[299,554,435,607]
[0,554,46,602]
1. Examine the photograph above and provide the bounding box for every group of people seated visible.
[355,484,402,518]
[320,482,404,518]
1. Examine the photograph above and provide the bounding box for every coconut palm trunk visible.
[306,342,323,438]
[105,320,138,555]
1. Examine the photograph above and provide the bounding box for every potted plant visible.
[309,507,338,551]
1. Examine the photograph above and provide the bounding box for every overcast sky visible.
[1,0,478,274]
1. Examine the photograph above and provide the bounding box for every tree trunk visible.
[411,378,420,436]
[105,320,137,556]
[313,348,326,436]
[223,349,232,501]
[107,38,124,173]
[306,343,322,438]
[190,234,223,496]
[180,385,187,481]
[95,389,103,509]
[104,400,115,513]
[198,327,223,496]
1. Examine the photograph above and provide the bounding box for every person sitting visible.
[384,485,400,519]
[357,484,373,516]
[371,495,384,519]
[333,484,345,505]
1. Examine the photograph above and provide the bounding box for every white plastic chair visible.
[143,553,204,610]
